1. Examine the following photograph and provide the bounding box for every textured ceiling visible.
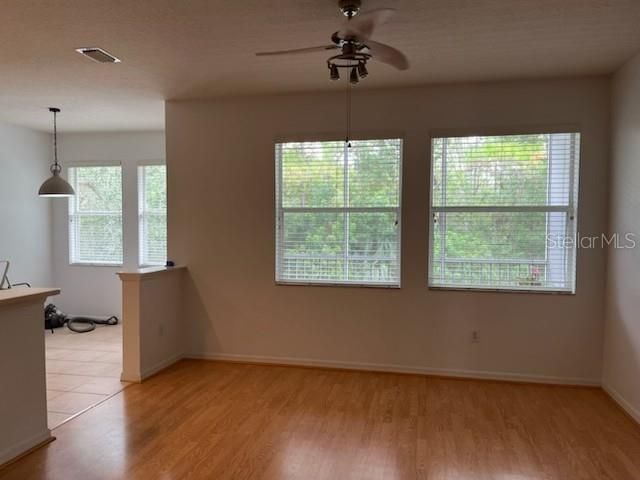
[1,0,639,132]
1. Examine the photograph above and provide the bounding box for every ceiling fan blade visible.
[338,8,396,41]
[256,45,338,56]
[365,40,409,70]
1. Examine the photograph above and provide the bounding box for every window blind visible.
[429,133,580,292]
[275,139,402,286]
[138,165,167,266]
[68,166,123,265]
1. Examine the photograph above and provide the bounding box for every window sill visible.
[276,280,400,289]
[69,263,123,268]
[428,285,575,295]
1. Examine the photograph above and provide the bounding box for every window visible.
[429,133,580,292]
[68,165,123,265]
[275,139,402,286]
[138,164,167,266]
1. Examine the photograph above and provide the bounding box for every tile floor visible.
[45,323,129,429]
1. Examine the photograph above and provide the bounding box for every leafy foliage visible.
[278,139,401,283]
[69,166,123,264]
[431,134,578,288]
[139,165,167,266]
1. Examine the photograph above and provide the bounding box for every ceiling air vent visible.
[75,47,121,64]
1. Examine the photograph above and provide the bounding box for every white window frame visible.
[427,130,581,294]
[137,161,167,267]
[67,162,123,267]
[275,139,403,288]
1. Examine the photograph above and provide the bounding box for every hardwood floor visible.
[2,360,640,479]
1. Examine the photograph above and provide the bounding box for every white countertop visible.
[117,265,186,281]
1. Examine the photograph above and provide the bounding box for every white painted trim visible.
[120,370,142,383]
[431,205,571,213]
[276,280,400,289]
[184,352,600,387]
[0,429,51,466]
[136,159,166,167]
[274,138,403,288]
[603,383,640,425]
[140,353,183,381]
[122,353,184,383]
[121,354,183,383]
[281,207,398,213]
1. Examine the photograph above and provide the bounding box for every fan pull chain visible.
[345,79,352,148]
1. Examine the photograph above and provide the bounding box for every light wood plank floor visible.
[2,360,640,479]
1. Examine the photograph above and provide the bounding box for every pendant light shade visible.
[39,107,74,197]
[38,166,75,196]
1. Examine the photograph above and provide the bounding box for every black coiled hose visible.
[67,315,119,333]
[45,304,119,333]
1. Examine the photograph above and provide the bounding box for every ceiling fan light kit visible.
[339,0,362,18]
[357,62,368,78]
[255,0,409,79]
[254,0,409,144]
[329,63,340,80]
[349,66,359,84]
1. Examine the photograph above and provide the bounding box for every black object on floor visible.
[44,303,118,333]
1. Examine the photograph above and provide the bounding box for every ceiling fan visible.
[256,0,409,83]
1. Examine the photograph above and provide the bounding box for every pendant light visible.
[38,107,75,197]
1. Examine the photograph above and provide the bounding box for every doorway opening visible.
[45,323,128,429]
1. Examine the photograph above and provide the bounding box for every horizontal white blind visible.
[430,133,580,292]
[276,139,402,286]
[68,166,123,265]
[138,165,167,266]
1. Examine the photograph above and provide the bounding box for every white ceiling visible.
[2,0,639,132]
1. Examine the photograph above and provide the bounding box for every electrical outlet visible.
[471,330,480,343]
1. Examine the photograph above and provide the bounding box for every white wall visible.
[51,132,165,317]
[0,293,54,464]
[0,122,52,287]
[603,53,640,421]
[167,77,610,384]
[119,267,186,382]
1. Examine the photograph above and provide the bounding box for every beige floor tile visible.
[47,360,121,377]
[93,351,122,363]
[87,342,122,352]
[45,323,122,419]
[46,359,85,374]
[47,348,111,362]
[47,390,65,400]
[45,325,121,348]
[47,412,72,429]
[71,362,121,377]
[46,348,75,360]
[47,392,108,415]
[52,342,120,353]
[46,374,93,391]
[72,377,130,395]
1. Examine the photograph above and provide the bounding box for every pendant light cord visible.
[53,110,58,168]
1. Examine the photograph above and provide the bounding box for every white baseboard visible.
[184,352,600,387]
[141,353,184,381]
[120,367,142,383]
[0,429,51,467]
[603,383,640,424]
[121,353,183,383]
